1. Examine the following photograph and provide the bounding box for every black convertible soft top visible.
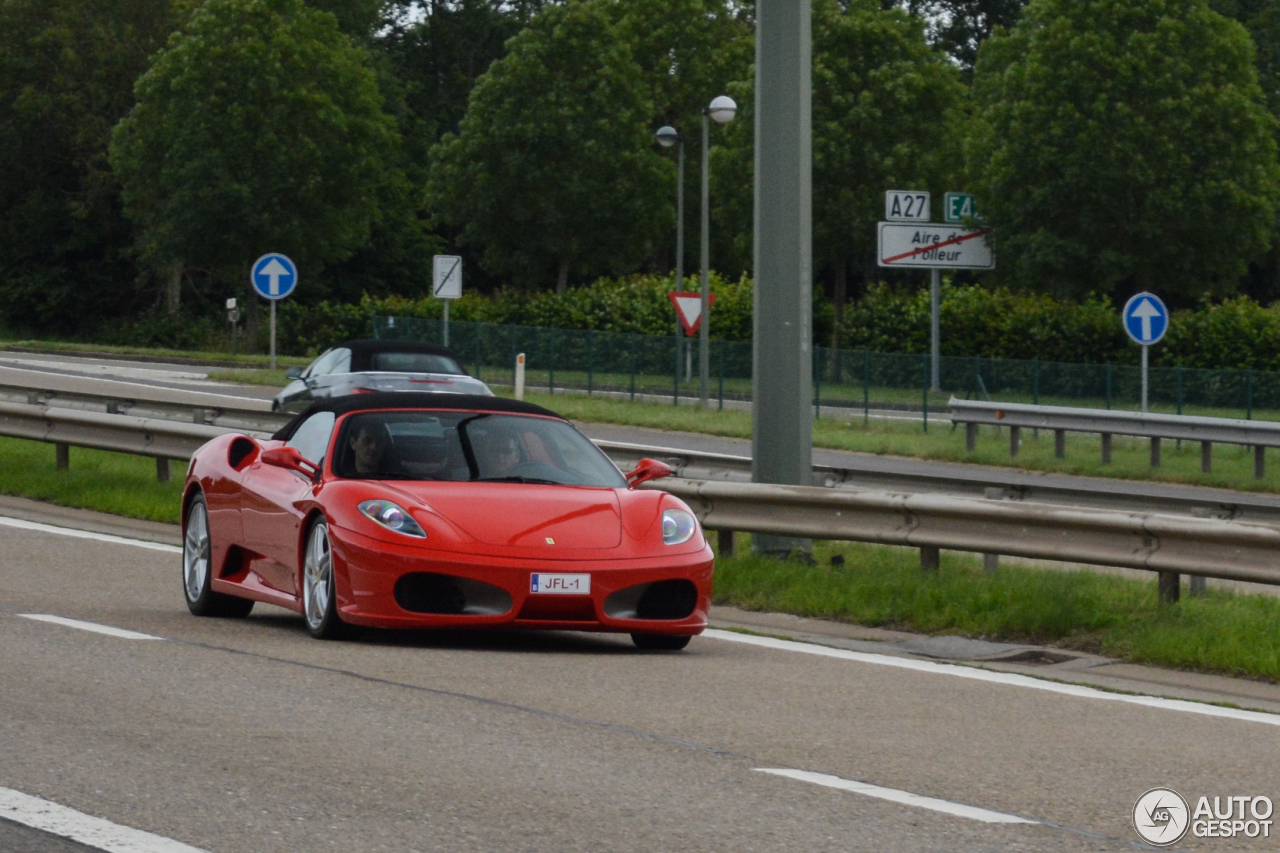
[340,339,464,373]
[271,392,561,440]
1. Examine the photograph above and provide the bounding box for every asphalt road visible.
[1,516,1278,851]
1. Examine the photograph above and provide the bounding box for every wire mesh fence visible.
[373,315,1280,424]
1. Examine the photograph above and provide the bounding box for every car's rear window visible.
[332,411,627,487]
[370,352,463,374]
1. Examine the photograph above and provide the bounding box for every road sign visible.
[433,255,463,299]
[884,190,930,222]
[250,253,297,300]
[944,192,978,223]
[877,223,994,269]
[1123,292,1168,345]
[668,291,716,336]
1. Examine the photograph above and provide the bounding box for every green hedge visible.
[89,273,1280,369]
[839,285,1280,369]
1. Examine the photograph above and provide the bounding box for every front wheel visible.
[302,519,352,640]
[183,493,253,618]
[631,633,692,651]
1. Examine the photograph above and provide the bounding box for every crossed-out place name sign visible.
[251,253,297,300]
[877,223,994,270]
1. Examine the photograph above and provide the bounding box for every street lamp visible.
[700,95,736,407]
[655,125,685,296]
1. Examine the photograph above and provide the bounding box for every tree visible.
[612,0,753,275]
[895,0,1026,76]
[109,0,399,324]
[710,0,966,345]
[0,0,181,332]
[427,0,672,292]
[967,0,1280,303]
[811,0,965,345]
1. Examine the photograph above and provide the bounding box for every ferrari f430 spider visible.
[182,393,712,649]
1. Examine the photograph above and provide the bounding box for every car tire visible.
[183,493,254,618]
[630,632,692,651]
[302,518,353,640]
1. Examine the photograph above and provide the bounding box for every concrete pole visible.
[699,111,711,407]
[930,268,941,392]
[751,0,813,557]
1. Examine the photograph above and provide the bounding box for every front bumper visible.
[329,525,714,634]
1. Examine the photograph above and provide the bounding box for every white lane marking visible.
[703,629,1280,727]
[19,615,162,641]
[0,516,181,554]
[756,768,1037,825]
[0,785,208,852]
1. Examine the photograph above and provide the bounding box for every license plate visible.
[529,573,591,595]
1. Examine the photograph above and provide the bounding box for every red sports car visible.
[181,393,713,649]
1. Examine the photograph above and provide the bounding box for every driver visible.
[477,425,522,478]
[348,420,394,475]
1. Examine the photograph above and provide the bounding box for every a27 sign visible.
[885,190,930,222]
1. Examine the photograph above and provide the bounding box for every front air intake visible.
[393,573,513,616]
[603,580,698,620]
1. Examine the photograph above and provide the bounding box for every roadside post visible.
[226,298,240,356]
[1122,292,1169,414]
[433,255,463,346]
[514,352,526,401]
[250,253,298,370]
[877,199,994,397]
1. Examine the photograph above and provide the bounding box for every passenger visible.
[477,425,522,478]
[348,420,394,475]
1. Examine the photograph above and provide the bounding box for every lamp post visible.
[656,125,686,375]
[700,95,736,407]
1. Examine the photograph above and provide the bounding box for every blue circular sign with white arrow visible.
[250,253,298,300]
[1122,292,1168,346]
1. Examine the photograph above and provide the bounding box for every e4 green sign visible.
[945,192,978,224]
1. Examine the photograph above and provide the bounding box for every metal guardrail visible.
[0,366,288,434]
[596,439,1280,525]
[950,398,1280,477]
[1,371,1278,598]
[649,478,1280,594]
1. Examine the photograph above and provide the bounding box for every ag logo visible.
[1134,787,1190,846]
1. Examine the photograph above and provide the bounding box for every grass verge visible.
[715,538,1280,681]
[0,436,182,523]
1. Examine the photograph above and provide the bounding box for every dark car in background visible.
[273,340,493,413]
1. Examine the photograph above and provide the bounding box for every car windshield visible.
[331,411,627,487]
[370,352,463,374]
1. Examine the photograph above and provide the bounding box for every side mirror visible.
[261,446,320,481]
[285,367,303,380]
[625,457,672,488]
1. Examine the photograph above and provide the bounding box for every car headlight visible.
[661,509,697,545]
[358,500,427,538]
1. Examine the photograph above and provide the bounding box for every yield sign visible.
[668,291,716,335]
